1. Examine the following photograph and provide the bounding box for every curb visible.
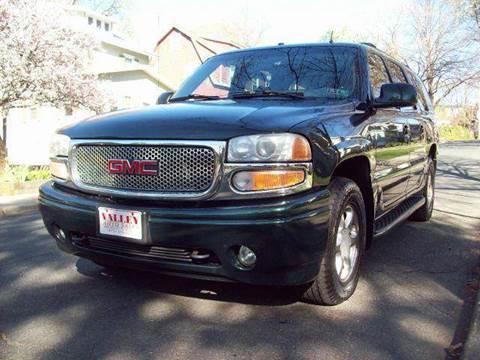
[0,203,39,218]
[462,275,480,359]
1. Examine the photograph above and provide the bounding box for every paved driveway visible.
[1,142,479,360]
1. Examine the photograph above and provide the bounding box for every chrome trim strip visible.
[68,139,226,200]
[49,156,70,181]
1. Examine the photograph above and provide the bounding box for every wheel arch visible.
[330,155,375,248]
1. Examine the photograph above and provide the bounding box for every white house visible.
[6,5,173,165]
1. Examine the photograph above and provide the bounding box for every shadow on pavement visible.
[75,257,302,307]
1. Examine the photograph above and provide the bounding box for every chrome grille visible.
[72,144,217,193]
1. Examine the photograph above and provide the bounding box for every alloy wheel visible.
[335,205,360,282]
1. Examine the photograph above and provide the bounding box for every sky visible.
[127,0,406,51]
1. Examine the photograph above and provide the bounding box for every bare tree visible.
[318,27,367,43]
[371,0,480,105]
[451,0,480,32]
[403,0,480,105]
[320,1,480,106]
[196,8,268,48]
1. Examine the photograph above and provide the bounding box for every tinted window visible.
[173,47,359,103]
[368,54,390,98]
[406,70,431,111]
[385,60,408,83]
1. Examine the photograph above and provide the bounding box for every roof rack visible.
[360,42,391,57]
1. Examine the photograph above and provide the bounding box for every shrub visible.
[0,165,50,183]
[439,125,474,141]
[25,166,51,181]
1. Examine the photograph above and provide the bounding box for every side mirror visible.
[374,83,417,108]
[156,91,174,105]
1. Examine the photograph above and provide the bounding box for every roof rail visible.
[360,42,377,48]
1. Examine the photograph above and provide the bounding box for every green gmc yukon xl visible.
[40,42,438,305]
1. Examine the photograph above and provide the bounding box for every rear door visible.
[404,69,432,190]
[368,53,411,209]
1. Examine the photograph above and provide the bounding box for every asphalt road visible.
[1,141,479,360]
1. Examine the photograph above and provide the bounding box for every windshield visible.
[172,46,359,102]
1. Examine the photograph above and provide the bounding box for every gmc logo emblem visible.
[108,159,159,175]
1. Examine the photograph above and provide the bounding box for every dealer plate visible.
[98,207,143,241]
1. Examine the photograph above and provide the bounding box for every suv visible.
[40,43,438,305]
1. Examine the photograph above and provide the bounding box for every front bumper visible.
[39,181,330,286]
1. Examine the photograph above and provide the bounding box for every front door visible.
[367,53,411,211]
[404,70,433,191]
[372,110,411,208]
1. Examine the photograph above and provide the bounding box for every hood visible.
[61,100,351,140]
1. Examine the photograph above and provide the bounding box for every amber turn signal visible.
[232,170,306,191]
[292,136,312,161]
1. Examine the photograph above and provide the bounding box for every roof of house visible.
[154,26,242,57]
[98,68,174,91]
[100,35,153,58]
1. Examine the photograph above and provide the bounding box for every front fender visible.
[329,136,376,178]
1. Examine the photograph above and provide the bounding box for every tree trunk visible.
[0,115,7,171]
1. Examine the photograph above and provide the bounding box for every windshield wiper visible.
[169,94,221,102]
[230,90,305,100]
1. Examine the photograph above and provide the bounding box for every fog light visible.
[53,225,66,242]
[237,245,256,268]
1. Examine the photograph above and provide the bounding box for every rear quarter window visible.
[384,59,408,83]
[405,70,432,111]
[368,54,390,98]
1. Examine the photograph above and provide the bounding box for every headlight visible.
[227,133,311,162]
[49,134,70,158]
[49,134,70,180]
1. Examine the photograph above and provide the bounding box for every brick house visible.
[153,26,241,90]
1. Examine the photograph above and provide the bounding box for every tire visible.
[410,159,435,222]
[301,177,366,305]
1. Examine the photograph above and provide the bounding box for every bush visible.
[25,167,51,181]
[439,125,474,141]
[0,165,50,183]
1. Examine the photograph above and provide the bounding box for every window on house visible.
[88,17,93,25]
[368,54,390,99]
[105,23,110,31]
[96,20,101,29]
[120,53,138,64]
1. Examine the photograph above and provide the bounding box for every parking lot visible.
[1,141,479,360]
